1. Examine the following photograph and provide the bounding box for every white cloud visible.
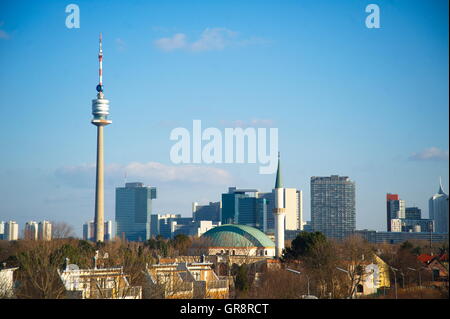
[154,33,187,51]
[190,27,237,52]
[154,27,266,52]
[409,147,449,161]
[55,161,234,188]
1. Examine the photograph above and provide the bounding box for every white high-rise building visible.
[38,221,52,241]
[0,221,4,240]
[24,221,39,240]
[104,220,113,241]
[429,180,449,233]
[4,221,19,241]
[259,189,303,232]
[284,188,303,230]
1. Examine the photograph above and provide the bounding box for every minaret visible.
[273,152,285,258]
[91,33,111,242]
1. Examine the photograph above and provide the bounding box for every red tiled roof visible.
[417,254,434,263]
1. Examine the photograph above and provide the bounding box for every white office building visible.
[429,180,449,233]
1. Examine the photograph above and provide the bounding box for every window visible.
[432,269,439,280]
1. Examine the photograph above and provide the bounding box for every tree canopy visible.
[283,231,327,260]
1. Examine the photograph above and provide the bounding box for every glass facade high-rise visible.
[311,175,355,239]
[115,182,157,241]
[221,188,267,232]
[192,201,221,222]
[405,207,421,220]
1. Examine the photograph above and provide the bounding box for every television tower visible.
[91,33,111,242]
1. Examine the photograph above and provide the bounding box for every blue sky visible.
[0,0,448,236]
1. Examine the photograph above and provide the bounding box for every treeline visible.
[237,233,448,299]
[0,233,447,299]
[0,234,192,298]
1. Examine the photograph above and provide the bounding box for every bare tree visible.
[102,240,155,292]
[15,241,66,299]
[337,235,375,298]
[51,221,76,239]
[247,269,306,299]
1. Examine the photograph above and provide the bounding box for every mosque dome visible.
[201,224,275,248]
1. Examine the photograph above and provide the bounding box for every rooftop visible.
[201,224,275,248]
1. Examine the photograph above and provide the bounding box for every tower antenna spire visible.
[97,32,104,95]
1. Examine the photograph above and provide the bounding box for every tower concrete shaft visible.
[94,125,105,242]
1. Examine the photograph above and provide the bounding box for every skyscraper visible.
[192,201,221,222]
[38,221,52,241]
[115,182,157,241]
[221,188,267,232]
[150,214,181,238]
[386,194,405,232]
[4,221,19,241]
[311,175,356,239]
[429,180,449,233]
[91,33,112,242]
[405,207,421,220]
[259,188,303,232]
[24,221,39,240]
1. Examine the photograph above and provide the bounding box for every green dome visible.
[201,224,275,248]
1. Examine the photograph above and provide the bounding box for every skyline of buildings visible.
[220,157,303,236]
[1,176,448,241]
[24,220,52,241]
[386,192,437,233]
